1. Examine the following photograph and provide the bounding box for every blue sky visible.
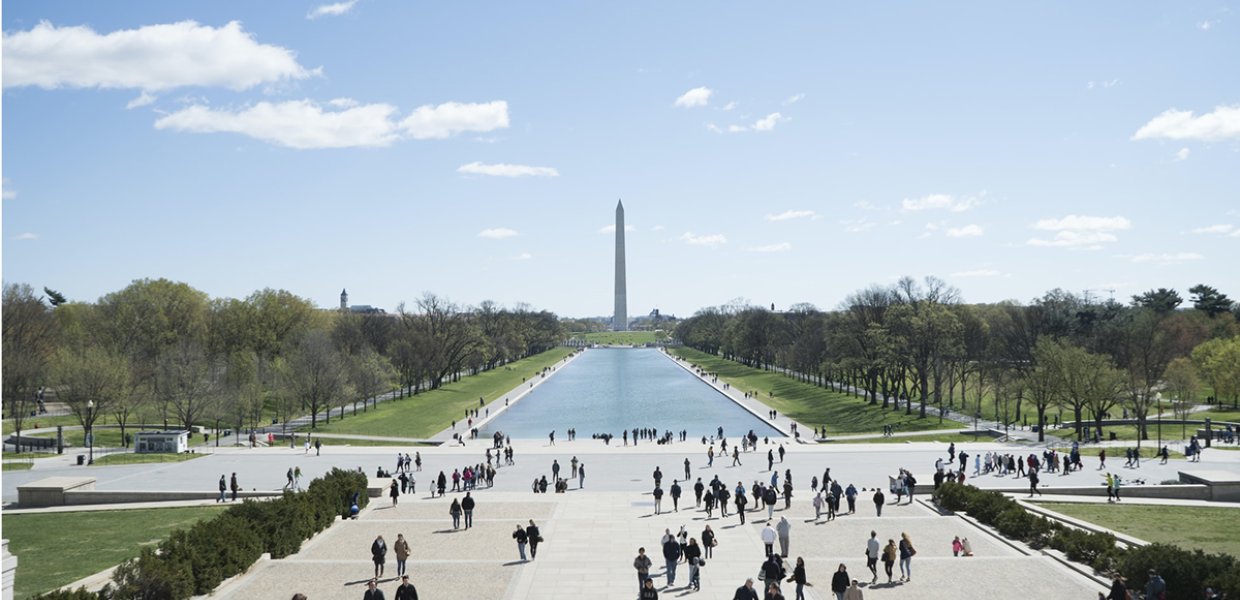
[3,1,1238,318]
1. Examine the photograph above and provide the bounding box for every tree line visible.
[674,277,1240,443]
[2,280,564,451]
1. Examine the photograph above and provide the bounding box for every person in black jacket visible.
[694,478,705,507]
[786,557,810,600]
[370,536,387,579]
[735,491,748,524]
[663,536,682,586]
[513,524,529,561]
[461,492,476,528]
[671,480,682,512]
[762,555,785,591]
[640,577,659,599]
[526,520,541,559]
[362,578,385,600]
[733,578,760,600]
[830,564,849,600]
[393,575,418,600]
[653,485,664,514]
[685,538,703,590]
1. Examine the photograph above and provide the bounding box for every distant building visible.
[337,288,386,314]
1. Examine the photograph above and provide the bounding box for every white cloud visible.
[1131,252,1204,265]
[154,99,401,149]
[307,0,359,19]
[1086,79,1119,90]
[156,99,508,149]
[950,269,1001,278]
[2,21,313,91]
[328,97,359,108]
[1132,105,1240,142]
[457,162,559,178]
[1200,19,1219,30]
[1175,147,1191,161]
[400,100,509,139]
[748,242,792,253]
[478,228,518,239]
[1027,214,1131,249]
[1033,215,1132,231]
[765,210,816,221]
[126,91,156,109]
[946,224,984,238]
[2,179,16,200]
[706,123,723,134]
[752,112,784,132]
[727,124,748,133]
[599,224,636,234]
[1191,224,1234,235]
[680,232,727,247]
[901,193,980,212]
[783,93,805,105]
[674,86,712,108]
[841,219,875,233]
[854,200,880,211]
[651,225,665,231]
[14,232,38,240]
[510,252,532,261]
[721,101,737,111]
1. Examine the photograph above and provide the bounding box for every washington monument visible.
[613,199,627,331]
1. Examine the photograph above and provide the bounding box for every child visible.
[961,537,974,557]
[952,536,962,557]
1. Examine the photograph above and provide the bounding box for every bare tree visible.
[3,284,58,452]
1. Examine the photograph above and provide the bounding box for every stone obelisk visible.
[613,199,628,331]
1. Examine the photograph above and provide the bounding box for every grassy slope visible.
[1033,502,1240,558]
[302,346,575,438]
[90,452,205,466]
[841,432,989,444]
[6,506,226,599]
[669,347,963,434]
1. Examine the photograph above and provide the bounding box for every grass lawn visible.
[90,452,205,466]
[574,331,665,345]
[29,427,131,448]
[2,414,81,435]
[1201,409,1240,422]
[1032,502,1240,557]
[832,432,992,444]
[2,461,34,471]
[670,347,964,434]
[301,347,576,438]
[310,437,440,448]
[5,505,227,599]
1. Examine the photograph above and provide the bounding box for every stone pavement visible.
[215,489,1106,600]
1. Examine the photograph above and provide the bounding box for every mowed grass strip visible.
[575,331,662,345]
[90,452,205,466]
[835,432,989,445]
[6,505,227,599]
[1032,502,1240,558]
[303,346,575,438]
[669,347,963,434]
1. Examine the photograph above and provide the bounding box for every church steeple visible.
[340,288,348,311]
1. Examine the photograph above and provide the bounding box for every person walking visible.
[578,462,585,489]
[776,516,792,558]
[393,533,410,577]
[898,533,915,581]
[764,486,778,519]
[1028,469,1042,497]
[733,446,742,466]
[230,473,239,502]
[865,531,880,583]
[831,564,850,600]
[285,467,295,490]
[217,475,227,503]
[881,539,897,583]
[393,575,417,600]
[513,524,529,561]
[654,466,663,487]
[370,535,387,579]
[363,578,385,600]
[294,466,302,491]
[812,492,824,521]
[389,479,400,506]
[735,489,748,524]
[783,480,793,510]
[761,522,777,557]
[768,449,775,471]
[1107,575,1128,600]
[634,548,653,593]
[653,484,664,514]
[526,520,541,559]
[571,456,579,479]
[694,478,705,507]
[685,457,692,481]
[461,492,475,528]
[733,579,760,600]
[787,556,810,600]
[872,488,885,517]
[641,577,660,600]
[449,498,462,529]
[685,538,703,591]
[663,534,682,587]
[702,524,717,559]
[845,484,857,514]
[843,579,863,600]
[552,459,561,483]
[314,439,321,456]
[671,480,682,512]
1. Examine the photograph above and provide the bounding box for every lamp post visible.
[87,399,95,465]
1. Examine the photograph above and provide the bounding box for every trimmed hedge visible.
[932,482,1238,600]
[34,468,368,600]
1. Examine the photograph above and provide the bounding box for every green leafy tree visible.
[1163,356,1199,439]
[2,284,58,452]
[52,345,130,441]
[1131,288,1183,314]
[1189,284,1234,317]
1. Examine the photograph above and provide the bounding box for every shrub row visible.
[36,468,369,600]
[932,482,1239,600]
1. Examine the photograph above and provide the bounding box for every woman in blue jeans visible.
[898,532,915,581]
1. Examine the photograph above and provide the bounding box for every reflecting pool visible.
[480,348,783,439]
